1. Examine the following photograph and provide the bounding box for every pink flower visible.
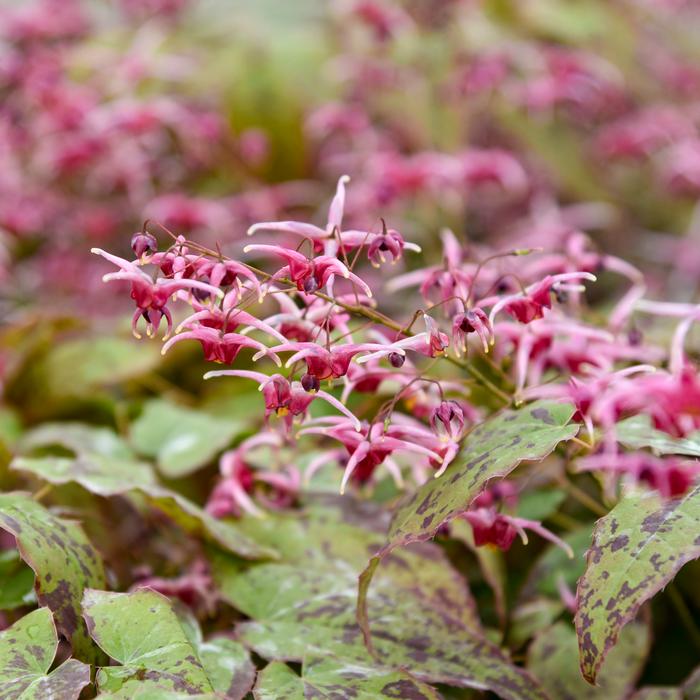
[452,308,493,355]
[300,419,444,493]
[162,327,280,366]
[91,248,223,339]
[430,400,466,442]
[203,369,361,431]
[461,507,573,556]
[243,244,372,297]
[262,341,387,381]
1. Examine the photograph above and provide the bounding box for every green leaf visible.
[516,488,567,521]
[528,620,650,699]
[130,399,244,478]
[575,485,700,683]
[11,453,275,560]
[213,500,549,700]
[254,657,441,700]
[0,550,36,610]
[615,415,700,457]
[0,607,91,700]
[0,492,106,663]
[21,422,136,460]
[358,401,577,655]
[82,588,221,698]
[43,336,160,398]
[198,637,256,700]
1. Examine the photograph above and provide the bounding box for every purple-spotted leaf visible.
[575,485,700,684]
[11,453,275,560]
[0,492,106,663]
[358,400,577,654]
[82,588,229,699]
[528,620,650,699]
[0,607,90,700]
[212,500,549,700]
[253,657,441,700]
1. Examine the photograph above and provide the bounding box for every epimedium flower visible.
[299,418,445,494]
[260,341,389,381]
[487,271,597,325]
[451,307,493,355]
[203,369,361,431]
[461,507,574,557]
[91,247,223,338]
[243,243,373,297]
[161,326,281,366]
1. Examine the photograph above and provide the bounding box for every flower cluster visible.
[94,173,700,555]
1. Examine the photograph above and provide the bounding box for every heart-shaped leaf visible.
[0,492,106,663]
[83,588,241,699]
[575,485,700,683]
[0,607,91,700]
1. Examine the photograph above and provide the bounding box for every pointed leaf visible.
[0,492,106,663]
[528,620,650,699]
[83,588,218,698]
[0,607,90,700]
[575,485,700,683]
[21,422,136,460]
[11,454,275,560]
[130,400,244,478]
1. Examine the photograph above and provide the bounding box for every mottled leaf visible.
[254,657,441,700]
[176,606,256,700]
[213,500,549,700]
[83,588,220,698]
[130,399,244,478]
[616,415,700,457]
[0,607,90,700]
[528,620,650,699]
[358,401,577,658]
[0,550,35,610]
[0,492,106,662]
[11,454,275,560]
[575,485,700,683]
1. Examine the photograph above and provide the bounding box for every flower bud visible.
[430,400,465,441]
[389,351,405,368]
[131,231,157,259]
[301,373,320,393]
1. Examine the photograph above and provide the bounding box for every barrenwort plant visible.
[2,1,700,699]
